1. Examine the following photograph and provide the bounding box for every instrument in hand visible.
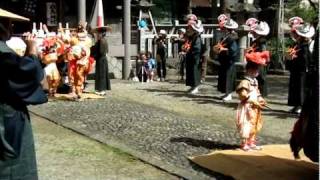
[286,45,300,60]
[182,40,191,52]
[213,42,227,54]
[245,43,257,53]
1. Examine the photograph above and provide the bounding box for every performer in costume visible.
[245,19,271,97]
[185,16,203,94]
[289,21,318,162]
[286,18,315,114]
[214,16,239,101]
[236,47,269,151]
[40,37,63,97]
[0,11,47,179]
[77,22,94,90]
[67,37,90,99]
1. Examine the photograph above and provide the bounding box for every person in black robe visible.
[214,18,239,101]
[286,24,314,114]
[0,14,47,180]
[246,20,271,97]
[290,23,318,162]
[92,27,111,95]
[185,20,203,94]
[155,30,167,81]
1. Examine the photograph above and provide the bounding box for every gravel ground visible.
[30,74,297,180]
[32,114,179,180]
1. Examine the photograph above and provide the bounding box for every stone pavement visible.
[29,75,297,180]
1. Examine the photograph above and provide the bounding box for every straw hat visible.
[224,19,238,29]
[253,21,270,36]
[0,8,29,21]
[295,24,315,38]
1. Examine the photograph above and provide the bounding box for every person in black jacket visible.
[214,17,239,101]
[246,19,271,97]
[92,26,111,95]
[286,23,314,114]
[155,30,167,81]
[289,22,318,162]
[0,11,47,180]
[185,19,203,94]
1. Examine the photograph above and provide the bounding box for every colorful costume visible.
[236,38,268,151]
[41,38,63,96]
[236,76,263,147]
[67,40,91,98]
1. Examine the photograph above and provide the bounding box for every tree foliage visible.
[285,0,318,23]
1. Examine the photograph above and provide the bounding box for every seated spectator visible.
[147,51,156,82]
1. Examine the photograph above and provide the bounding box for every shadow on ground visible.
[170,137,239,150]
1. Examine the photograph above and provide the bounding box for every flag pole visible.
[123,0,131,80]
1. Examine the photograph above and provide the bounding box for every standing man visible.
[286,20,314,114]
[246,18,271,97]
[155,29,167,81]
[92,26,111,95]
[185,17,203,94]
[214,16,239,101]
[0,9,47,179]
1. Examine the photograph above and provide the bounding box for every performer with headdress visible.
[185,15,203,94]
[245,19,271,97]
[236,45,269,151]
[0,9,47,179]
[213,16,239,101]
[66,36,90,99]
[286,17,315,114]
[40,36,63,97]
[289,18,318,162]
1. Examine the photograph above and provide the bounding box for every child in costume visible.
[236,47,269,151]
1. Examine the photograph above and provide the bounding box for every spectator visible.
[155,29,167,81]
[146,51,156,82]
[137,51,148,82]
